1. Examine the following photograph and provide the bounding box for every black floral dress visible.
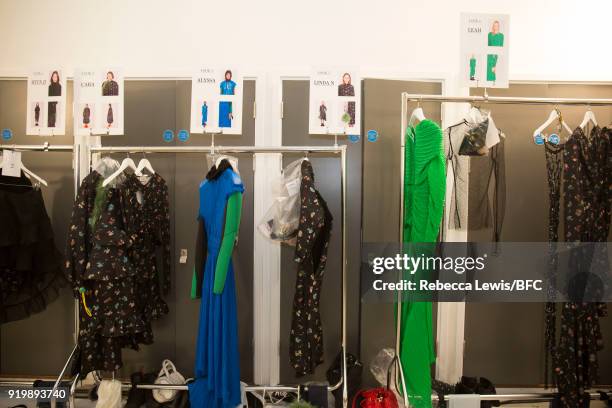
[290,160,333,376]
[65,170,172,373]
[553,126,610,407]
[119,173,171,320]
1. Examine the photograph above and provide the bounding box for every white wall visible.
[1,0,611,82]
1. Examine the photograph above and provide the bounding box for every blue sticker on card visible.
[348,134,360,143]
[367,129,378,142]
[547,133,560,145]
[534,133,545,145]
[2,128,12,141]
[178,129,190,142]
[163,129,174,143]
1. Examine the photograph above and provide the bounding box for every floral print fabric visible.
[65,170,171,374]
[290,160,333,376]
[552,126,610,407]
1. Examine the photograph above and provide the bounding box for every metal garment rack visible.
[84,144,349,405]
[396,91,612,407]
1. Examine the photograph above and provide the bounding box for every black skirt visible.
[0,173,65,323]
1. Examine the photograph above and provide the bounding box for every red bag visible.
[352,355,399,408]
[352,388,398,408]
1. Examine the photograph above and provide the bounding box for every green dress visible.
[487,32,504,81]
[400,119,446,408]
[469,57,476,79]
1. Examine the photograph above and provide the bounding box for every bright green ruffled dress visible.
[400,119,446,408]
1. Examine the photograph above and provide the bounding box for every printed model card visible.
[460,13,510,88]
[191,67,244,135]
[309,68,361,136]
[26,69,67,136]
[74,68,125,136]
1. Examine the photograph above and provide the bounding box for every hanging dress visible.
[289,160,333,376]
[219,80,236,128]
[0,172,65,324]
[189,166,244,408]
[554,126,610,407]
[400,119,446,408]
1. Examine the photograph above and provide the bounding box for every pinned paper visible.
[1,150,22,177]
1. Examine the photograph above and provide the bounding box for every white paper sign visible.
[309,69,361,135]
[1,150,22,177]
[190,67,243,135]
[460,13,510,88]
[26,69,67,135]
[74,68,124,136]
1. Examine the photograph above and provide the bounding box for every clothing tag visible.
[285,178,300,196]
[1,150,22,177]
[548,133,560,145]
[534,133,545,145]
[179,249,188,264]
[136,190,143,205]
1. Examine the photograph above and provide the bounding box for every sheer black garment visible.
[0,172,65,324]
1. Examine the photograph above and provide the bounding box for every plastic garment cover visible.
[258,158,305,245]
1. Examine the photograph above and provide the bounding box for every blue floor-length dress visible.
[189,169,244,408]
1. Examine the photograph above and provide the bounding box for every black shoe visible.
[125,372,147,408]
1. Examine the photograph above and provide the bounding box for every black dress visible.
[338,83,356,126]
[119,173,171,320]
[553,126,610,407]
[289,160,333,376]
[66,170,172,373]
[66,172,148,373]
[0,172,65,323]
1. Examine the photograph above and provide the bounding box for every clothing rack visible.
[396,91,612,407]
[61,143,349,406]
[0,143,74,152]
[402,92,612,106]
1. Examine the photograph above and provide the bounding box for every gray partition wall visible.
[0,80,76,376]
[360,79,442,386]
[279,80,362,383]
[464,83,612,386]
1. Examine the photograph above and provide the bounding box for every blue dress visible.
[202,104,208,127]
[189,169,244,408]
[219,80,236,128]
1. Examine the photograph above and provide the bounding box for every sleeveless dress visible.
[189,168,244,408]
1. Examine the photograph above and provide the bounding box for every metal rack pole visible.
[90,145,345,154]
[402,92,612,106]
[0,143,74,151]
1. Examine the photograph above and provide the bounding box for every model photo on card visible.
[219,70,236,128]
[33,102,42,127]
[338,72,356,127]
[48,70,62,96]
[101,71,120,96]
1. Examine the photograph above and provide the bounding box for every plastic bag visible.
[258,158,304,245]
[459,118,489,156]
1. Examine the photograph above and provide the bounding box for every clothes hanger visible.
[135,152,155,176]
[102,154,137,187]
[212,154,240,174]
[532,108,573,143]
[0,151,48,186]
[579,106,597,130]
[408,100,426,128]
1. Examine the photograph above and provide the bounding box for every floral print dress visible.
[65,170,172,374]
[290,160,333,376]
[553,126,610,407]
